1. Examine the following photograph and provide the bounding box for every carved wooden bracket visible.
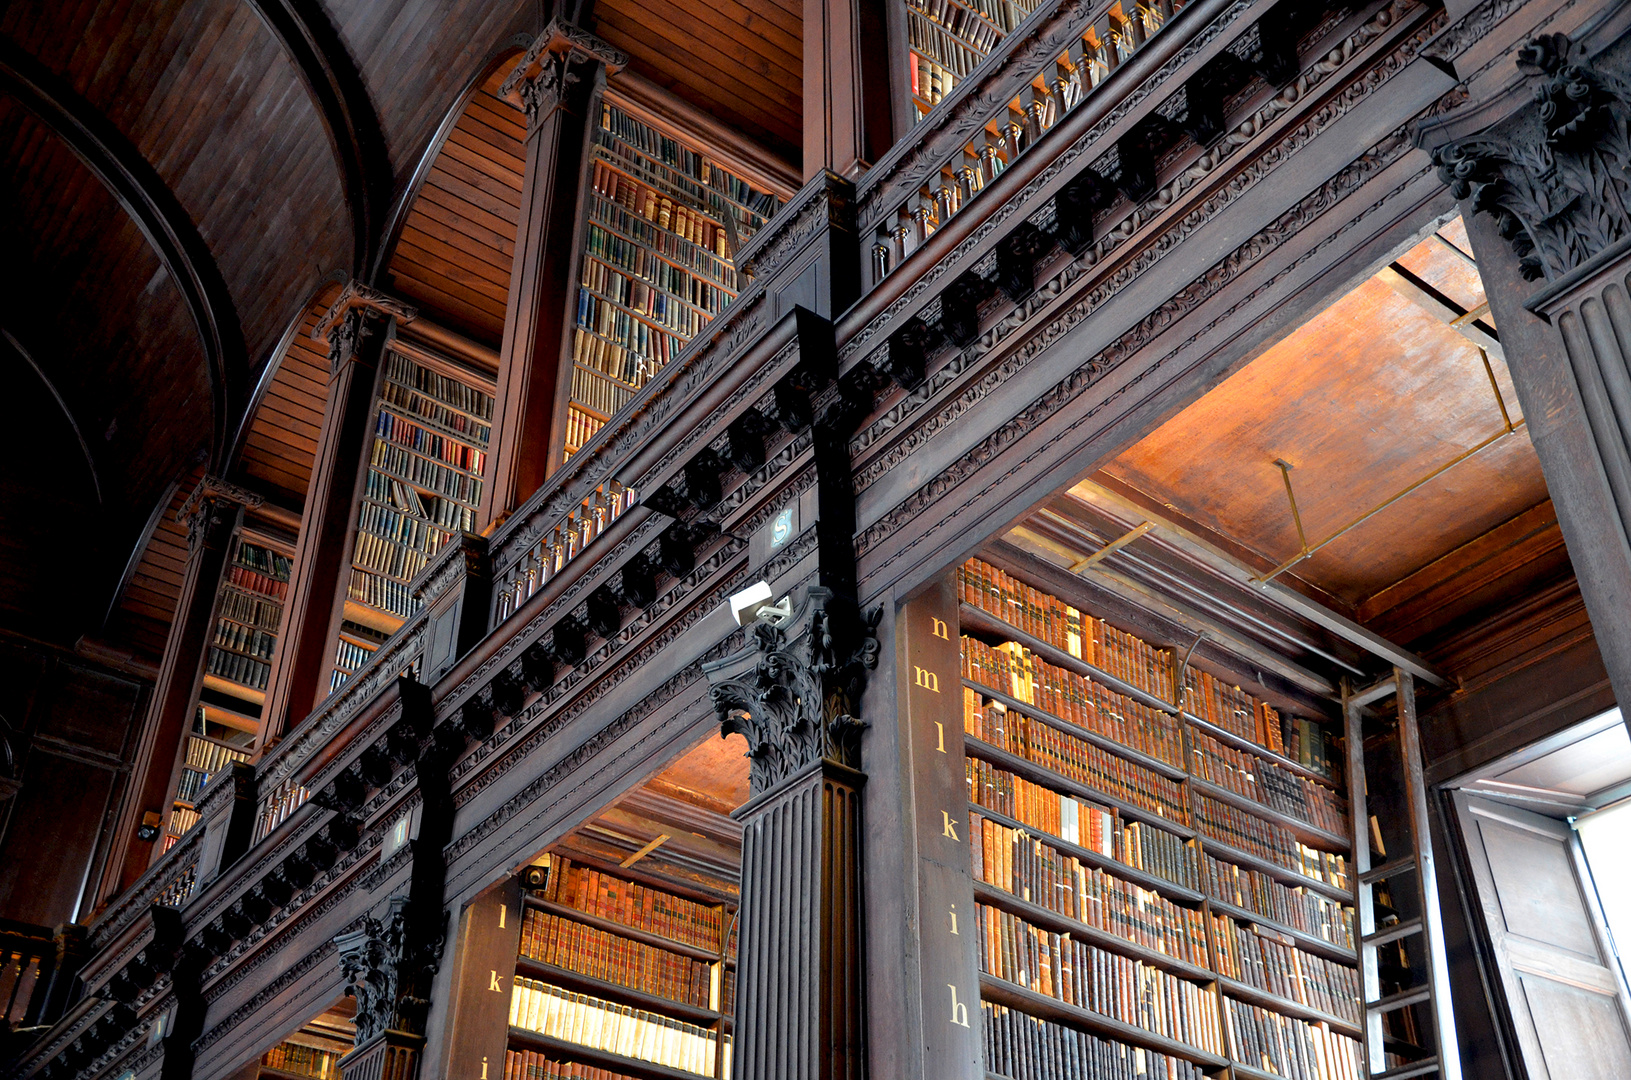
[499,18,628,129]
[312,280,419,368]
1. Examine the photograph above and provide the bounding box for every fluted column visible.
[1422,24,1631,724]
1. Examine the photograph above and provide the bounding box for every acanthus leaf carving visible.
[1433,30,1631,281]
[705,587,881,796]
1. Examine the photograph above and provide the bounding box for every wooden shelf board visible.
[1215,977,1362,1039]
[972,881,1213,982]
[978,974,1229,1069]
[1197,837,1350,902]
[971,804,1204,903]
[507,1027,712,1080]
[965,678,1188,781]
[202,673,267,706]
[1185,710,1342,790]
[1189,777,1350,854]
[513,955,719,1023]
[1205,899,1356,968]
[524,896,723,963]
[966,737,1194,838]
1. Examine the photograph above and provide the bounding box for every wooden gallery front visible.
[3,0,1631,1078]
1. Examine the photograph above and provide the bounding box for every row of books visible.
[598,103,779,218]
[234,540,292,582]
[261,1040,339,1078]
[982,1002,1208,1080]
[1223,998,1361,1080]
[502,1051,640,1080]
[572,326,658,391]
[536,857,729,953]
[1210,916,1360,1024]
[334,638,374,676]
[578,289,697,352]
[520,909,716,1008]
[352,528,431,583]
[585,221,735,306]
[590,163,734,263]
[348,567,417,619]
[1189,730,1347,836]
[207,645,271,691]
[379,377,491,447]
[961,558,1342,781]
[910,50,961,110]
[582,254,725,320]
[1194,795,1346,889]
[376,410,487,474]
[364,470,474,532]
[908,8,987,79]
[228,565,289,600]
[962,659,1186,771]
[973,813,1208,967]
[960,560,1175,703]
[587,198,737,290]
[508,979,728,1078]
[167,802,202,833]
[564,408,607,455]
[966,762,1194,892]
[214,616,276,661]
[1183,669,1339,781]
[571,365,636,419]
[909,0,1004,53]
[1201,855,1355,952]
[357,498,456,558]
[977,904,1223,1055]
[218,584,282,632]
[969,745,1188,827]
[370,438,484,506]
[383,352,494,421]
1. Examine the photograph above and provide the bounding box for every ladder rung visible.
[1349,677,1398,708]
[1364,918,1423,948]
[1372,1057,1439,1080]
[1367,986,1432,1013]
[1361,857,1418,885]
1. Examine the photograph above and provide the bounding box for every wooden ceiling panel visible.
[1101,227,1551,613]
[107,463,205,666]
[594,0,802,158]
[385,63,523,347]
[237,284,341,504]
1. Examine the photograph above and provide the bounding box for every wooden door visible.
[1454,792,1631,1079]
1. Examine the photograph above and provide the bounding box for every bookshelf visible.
[506,854,738,1080]
[334,343,494,691]
[258,1002,355,1079]
[954,556,1365,1080]
[561,100,781,461]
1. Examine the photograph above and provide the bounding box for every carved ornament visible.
[500,19,628,127]
[312,281,418,367]
[704,587,881,796]
[1433,31,1631,281]
[335,894,440,1044]
[178,474,262,550]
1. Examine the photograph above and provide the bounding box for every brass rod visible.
[1070,521,1154,573]
[1276,459,1309,553]
[1480,347,1514,433]
[1255,422,1524,583]
[619,832,672,868]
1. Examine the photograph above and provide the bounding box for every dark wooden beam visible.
[0,327,101,505]
[0,36,246,465]
[244,0,393,279]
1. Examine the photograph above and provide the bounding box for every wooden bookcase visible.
[906,557,1368,1080]
[559,98,781,462]
[330,340,496,693]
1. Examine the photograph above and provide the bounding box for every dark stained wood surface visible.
[105,462,205,667]
[594,0,802,160]
[385,62,524,348]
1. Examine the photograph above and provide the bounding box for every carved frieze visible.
[1433,31,1631,281]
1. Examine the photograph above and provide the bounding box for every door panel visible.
[1455,792,1631,1080]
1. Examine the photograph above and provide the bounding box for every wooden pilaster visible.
[258,284,411,743]
[803,0,894,180]
[480,21,627,529]
[101,479,247,900]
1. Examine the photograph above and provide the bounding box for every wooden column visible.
[1421,23,1631,730]
[804,0,895,180]
[258,284,413,743]
[480,21,627,529]
[100,478,248,900]
[704,586,878,1080]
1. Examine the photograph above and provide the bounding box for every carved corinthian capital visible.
[335,894,442,1045]
[703,586,882,796]
[500,19,629,129]
[1430,31,1631,282]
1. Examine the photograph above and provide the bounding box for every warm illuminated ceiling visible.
[1094,219,1554,623]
